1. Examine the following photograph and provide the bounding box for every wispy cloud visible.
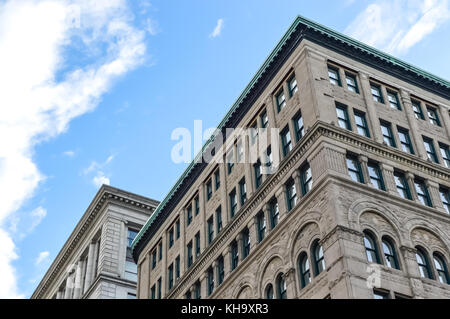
[83,154,115,188]
[34,251,50,266]
[345,0,450,55]
[0,0,148,298]
[63,150,76,157]
[209,18,224,38]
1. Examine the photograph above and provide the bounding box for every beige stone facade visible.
[134,17,450,299]
[31,185,159,299]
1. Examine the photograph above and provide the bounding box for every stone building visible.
[132,15,450,299]
[31,185,159,299]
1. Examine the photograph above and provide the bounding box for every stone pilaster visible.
[359,72,383,144]
[83,241,96,294]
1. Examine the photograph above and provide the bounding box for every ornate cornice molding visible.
[31,185,158,299]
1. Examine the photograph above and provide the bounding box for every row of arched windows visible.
[263,239,326,298]
[362,230,450,285]
[415,246,450,285]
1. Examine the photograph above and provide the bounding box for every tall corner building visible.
[132,16,450,299]
[31,185,159,299]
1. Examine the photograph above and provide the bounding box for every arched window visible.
[276,274,287,299]
[311,239,326,276]
[433,253,450,284]
[382,237,399,270]
[298,252,311,288]
[364,231,380,264]
[416,247,433,279]
[265,284,274,299]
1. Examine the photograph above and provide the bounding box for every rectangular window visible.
[371,84,384,103]
[168,228,174,249]
[293,111,305,141]
[257,211,266,243]
[427,106,441,126]
[231,241,239,271]
[216,206,222,233]
[194,281,201,299]
[300,163,313,196]
[124,229,138,281]
[345,72,359,93]
[194,196,200,216]
[368,162,385,191]
[217,256,225,285]
[439,143,450,168]
[276,89,286,112]
[254,160,263,189]
[260,109,269,129]
[354,110,370,137]
[412,100,425,120]
[168,264,174,290]
[423,137,439,163]
[152,249,157,269]
[187,241,193,267]
[242,228,251,259]
[186,205,192,226]
[214,169,220,190]
[239,178,247,206]
[227,149,234,174]
[397,127,414,154]
[440,187,450,214]
[387,90,401,110]
[414,179,432,207]
[207,267,214,296]
[328,66,341,86]
[207,216,214,244]
[195,232,201,258]
[280,126,292,157]
[157,278,162,299]
[346,155,364,183]
[336,103,351,130]
[288,75,298,97]
[380,121,396,147]
[176,220,180,239]
[394,171,412,200]
[269,199,279,229]
[175,256,180,280]
[158,242,162,261]
[150,285,156,299]
[286,179,297,211]
[206,179,213,201]
[229,189,237,218]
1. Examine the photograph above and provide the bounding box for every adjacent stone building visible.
[31,185,159,299]
[132,16,450,299]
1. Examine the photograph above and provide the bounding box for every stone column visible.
[275,186,287,222]
[400,90,428,160]
[224,246,232,277]
[236,233,244,263]
[83,242,96,294]
[438,103,450,139]
[358,155,371,186]
[212,260,218,290]
[199,272,207,299]
[219,156,229,225]
[426,180,445,212]
[161,232,167,298]
[91,240,99,279]
[179,209,186,277]
[406,172,420,204]
[64,273,74,299]
[248,217,257,249]
[263,204,271,234]
[284,267,298,299]
[359,73,383,144]
[264,95,277,131]
[244,135,255,198]
[56,291,63,299]
[73,259,84,299]
[380,163,397,196]
[400,246,426,299]
[199,183,207,256]
[292,170,301,203]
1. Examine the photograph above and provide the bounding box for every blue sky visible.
[0,0,449,298]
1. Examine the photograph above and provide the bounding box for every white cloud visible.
[34,251,50,266]
[345,0,450,55]
[0,0,148,298]
[145,18,160,36]
[92,171,110,188]
[209,18,224,38]
[63,150,76,157]
[29,207,47,234]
